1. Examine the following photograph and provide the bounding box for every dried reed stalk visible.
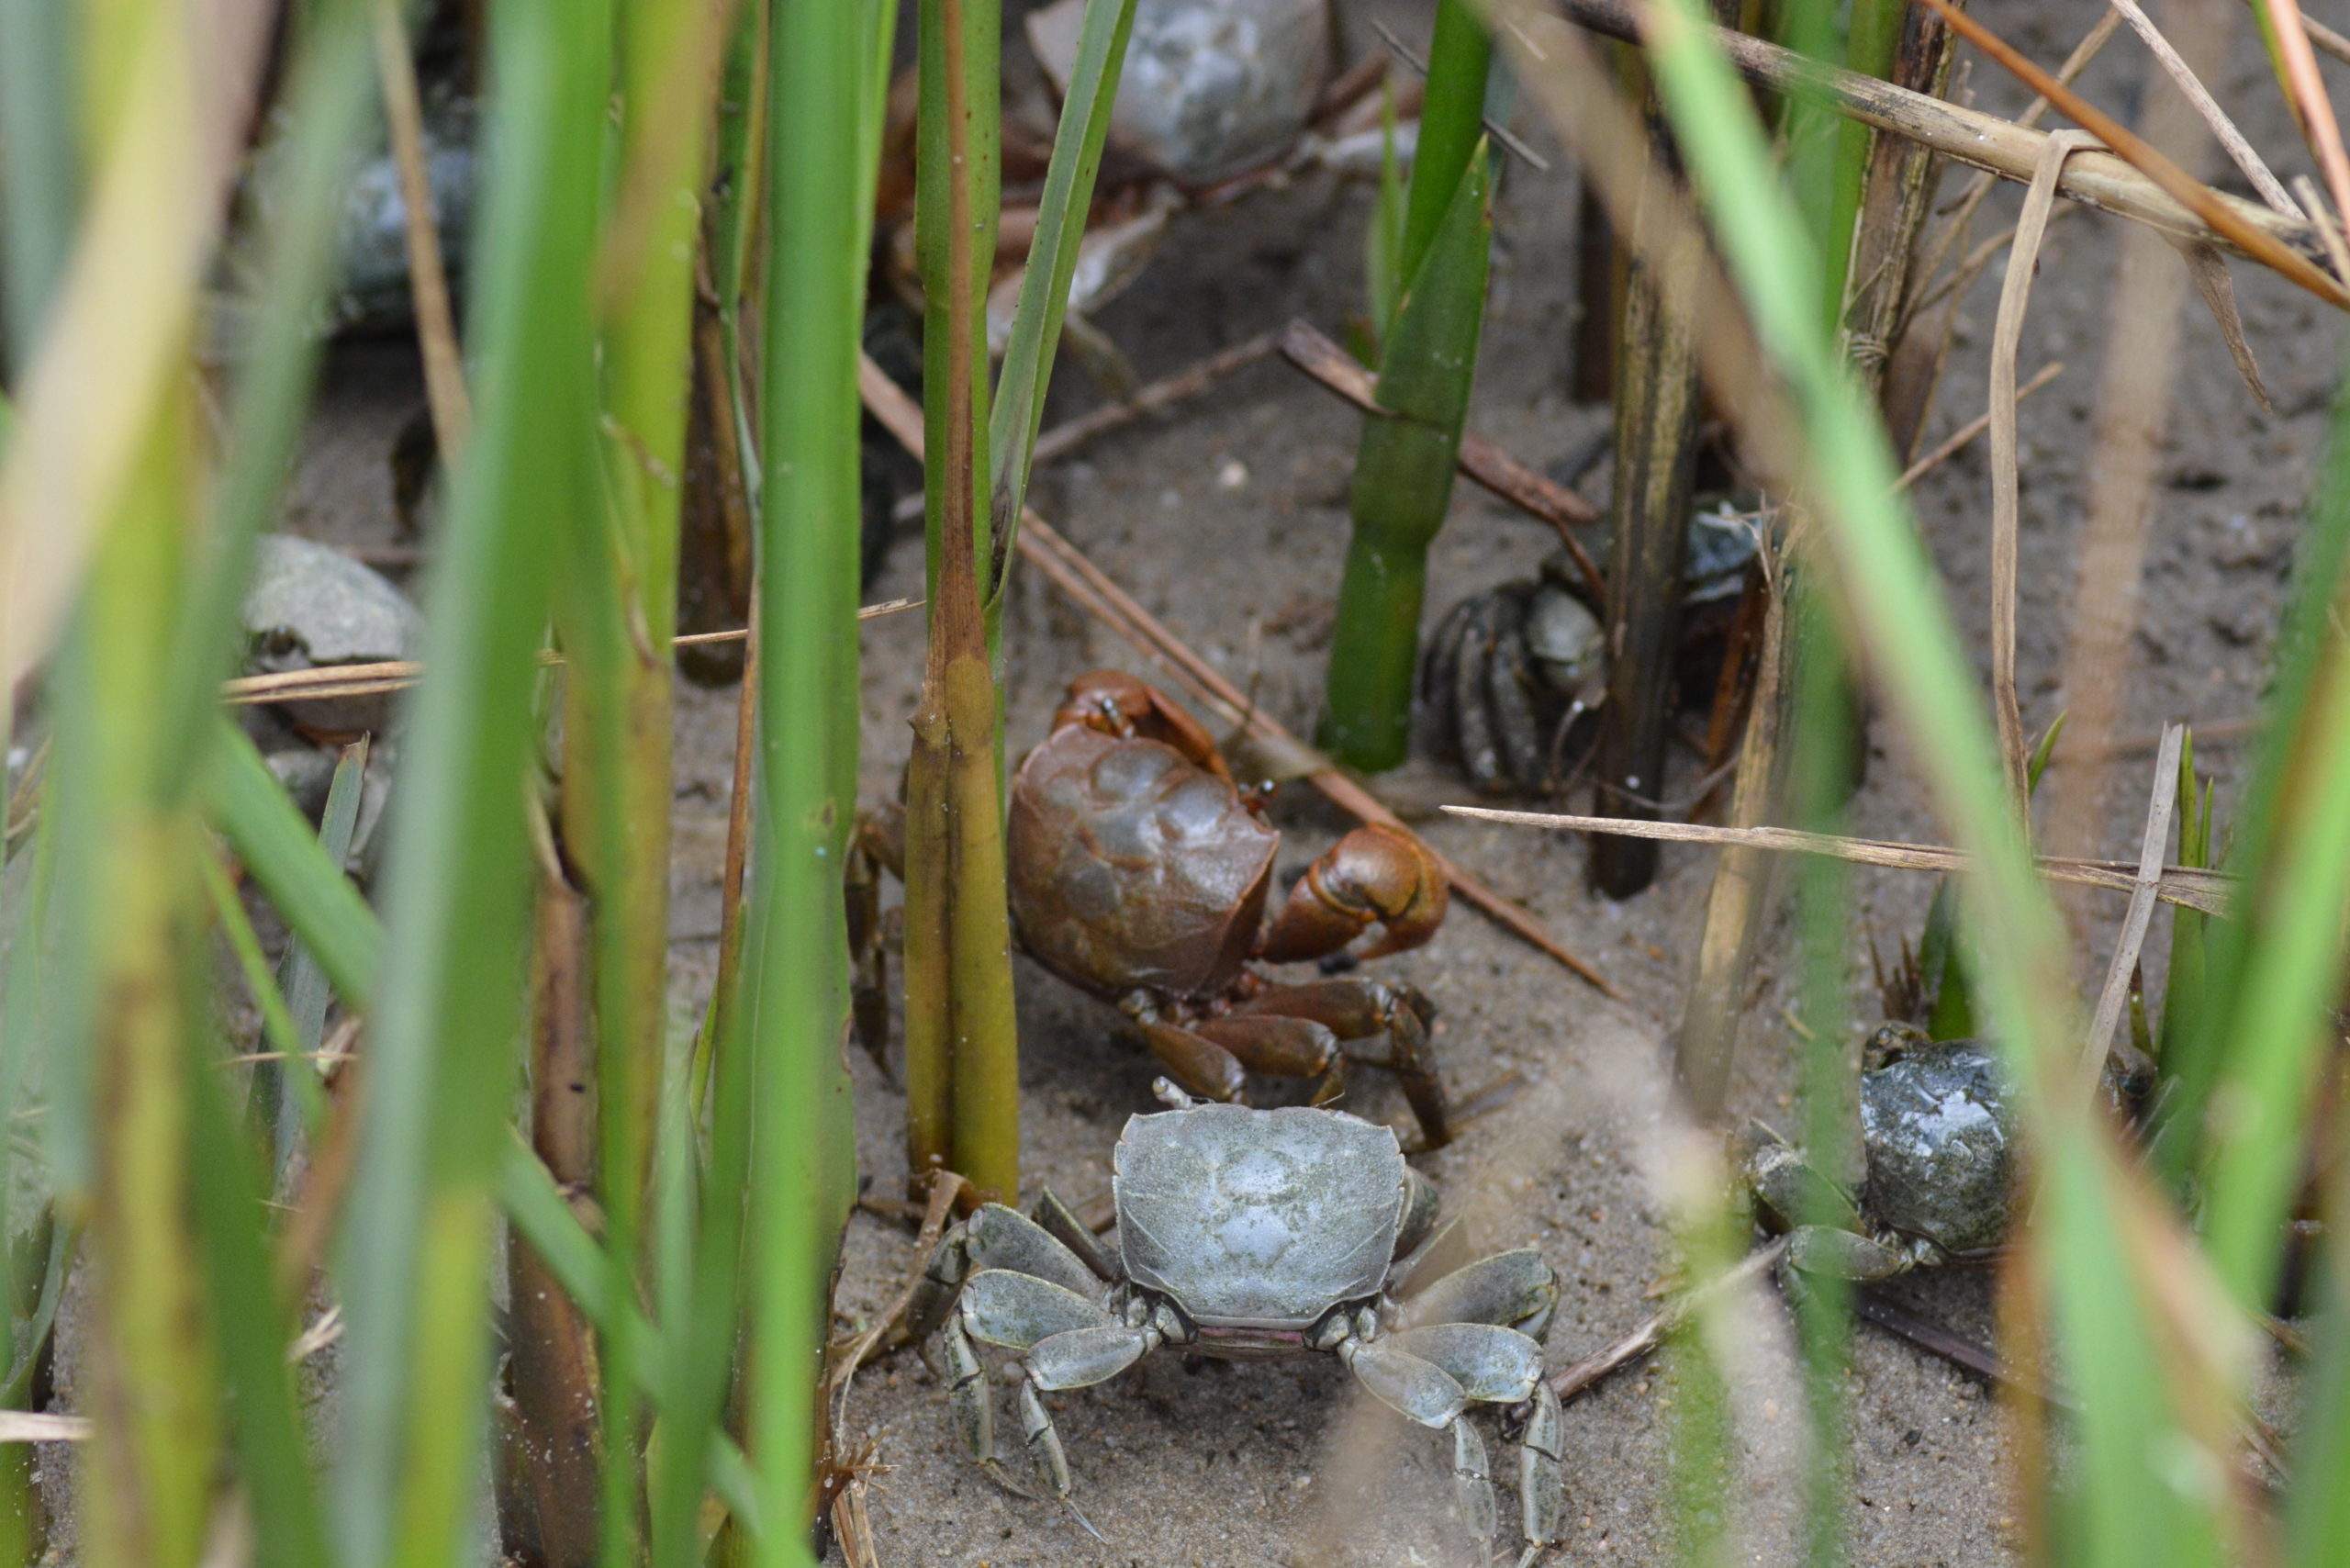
[1541,0,2341,295]
[2109,0,2300,217]
[1441,804,2235,915]
[2079,724,2184,1096]
[371,0,472,452]
[1987,131,2098,812]
[218,599,916,708]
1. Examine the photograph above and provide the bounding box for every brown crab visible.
[1002,669,1456,1146]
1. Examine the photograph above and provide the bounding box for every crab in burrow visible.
[1733,1027,2024,1290]
[1421,506,1763,796]
[1003,667,1460,1147]
[905,1089,1566,1562]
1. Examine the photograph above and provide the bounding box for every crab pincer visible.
[1258,822,1449,965]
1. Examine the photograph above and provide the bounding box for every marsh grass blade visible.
[331,2,612,1560]
[740,0,877,1551]
[1322,2,1494,773]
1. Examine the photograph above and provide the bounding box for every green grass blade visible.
[985,0,1137,566]
[744,0,867,1551]
[0,0,79,362]
[1322,144,1491,769]
[154,0,375,780]
[2170,343,2350,1304]
[1396,0,1493,289]
[1631,3,2232,1561]
[2288,1238,2350,1564]
[197,848,305,1104]
[207,722,379,1008]
[1366,83,1406,347]
[183,1025,337,1568]
[2155,734,2207,1068]
[272,739,369,1158]
[330,0,613,1559]
[2196,640,2350,1306]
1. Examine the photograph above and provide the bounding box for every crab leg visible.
[1400,1249,1561,1341]
[960,1270,1121,1350]
[907,1203,1111,1341]
[1014,1380,1072,1498]
[1136,1020,1249,1103]
[943,1316,1033,1497]
[1190,1014,1338,1077]
[1782,1226,1920,1285]
[1340,1337,1511,1553]
[1451,1417,1499,1544]
[1233,977,1451,1148]
[1377,1323,1545,1404]
[1518,1383,1566,1555]
[1028,1188,1121,1287]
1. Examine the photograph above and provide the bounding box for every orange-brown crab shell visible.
[1007,723,1276,1002]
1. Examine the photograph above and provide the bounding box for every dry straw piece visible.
[1440,804,2235,916]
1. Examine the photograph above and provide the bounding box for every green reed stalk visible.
[0,0,77,366]
[1785,588,1856,1568]
[1638,3,2237,1562]
[156,0,375,778]
[2190,387,2350,1314]
[50,410,220,1568]
[184,1030,336,1568]
[1321,0,1492,772]
[587,0,717,1238]
[741,0,868,1551]
[986,0,1137,563]
[331,1,610,1562]
[902,0,1022,1203]
[530,2,728,1555]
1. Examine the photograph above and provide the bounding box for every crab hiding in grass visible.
[906,1090,1565,1560]
[1423,510,1762,796]
[1007,668,1459,1146]
[1735,1030,2020,1286]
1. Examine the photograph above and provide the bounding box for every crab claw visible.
[1050,669,1229,780]
[1258,823,1448,964]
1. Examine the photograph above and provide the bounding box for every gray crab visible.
[241,533,425,738]
[1736,1033,2018,1285]
[908,1090,1564,1559]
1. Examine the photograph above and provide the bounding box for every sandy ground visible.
[127,0,2336,1562]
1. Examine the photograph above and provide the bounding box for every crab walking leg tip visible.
[1450,1417,1499,1543]
[945,1316,1001,1476]
[1060,1495,1112,1545]
[1016,1376,1075,1500]
[1520,1383,1565,1548]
